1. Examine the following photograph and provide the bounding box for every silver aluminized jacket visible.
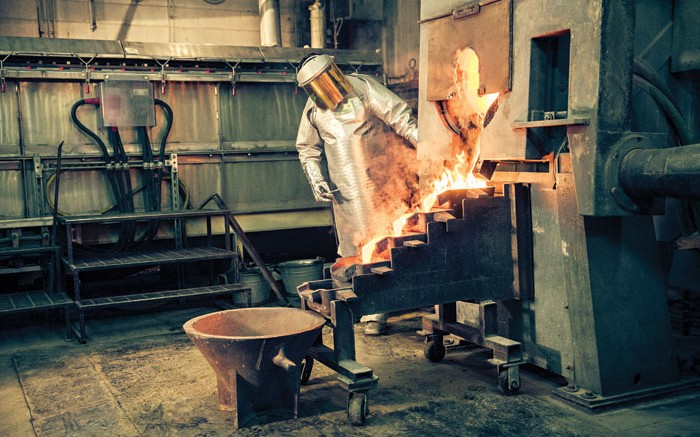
[296,74,418,257]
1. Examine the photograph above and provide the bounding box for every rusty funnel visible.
[183,307,326,428]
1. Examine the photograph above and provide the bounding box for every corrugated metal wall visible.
[0,77,329,231]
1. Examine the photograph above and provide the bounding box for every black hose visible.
[633,58,675,110]
[154,99,173,163]
[154,99,173,210]
[71,100,131,252]
[70,100,110,159]
[112,128,137,250]
[137,126,155,211]
[135,126,160,246]
[105,128,126,213]
[70,101,124,213]
[133,100,174,247]
[114,130,135,213]
[632,75,692,146]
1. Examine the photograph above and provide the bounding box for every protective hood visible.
[297,54,353,111]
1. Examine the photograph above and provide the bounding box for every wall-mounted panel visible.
[220,82,307,145]
[177,159,223,209]
[19,81,104,156]
[0,81,20,155]
[154,82,219,151]
[0,168,25,219]
[222,158,316,213]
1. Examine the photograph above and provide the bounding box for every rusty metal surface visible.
[423,0,511,101]
[183,307,325,428]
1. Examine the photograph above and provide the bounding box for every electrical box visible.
[100,78,155,127]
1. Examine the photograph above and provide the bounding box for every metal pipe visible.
[88,0,97,31]
[619,143,700,200]
[259,0,282,47]
[633,75,692,146]
[309,1,325,48]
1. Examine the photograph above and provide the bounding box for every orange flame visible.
[361,235,385,264]
[392,212,414,236]
[359,157,488,264]
[420,151,488,211]
[358,47,495,265]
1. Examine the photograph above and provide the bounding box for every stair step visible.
[370,266,393,275]
[433,211,457,223]
[0,291,72,314]
[65,247,237,272]
[404,240,427,248]
[76,284,250,309]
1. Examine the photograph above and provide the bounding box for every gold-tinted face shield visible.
[297,55,353,111]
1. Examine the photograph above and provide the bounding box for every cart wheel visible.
[347,392,368,425]
[424,338,446,362]
[497,370,521,395]
[300,356,314,385]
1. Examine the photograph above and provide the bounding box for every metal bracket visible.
[74,52,98,94]
[153,57,171,94]
[168,153,180,210]
[0,52,13,93]
[289,62,299,95]
[33,155,45,216]
[225,60,241,96]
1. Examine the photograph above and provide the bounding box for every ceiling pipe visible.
[309,1,325,48]
[259,0,282,47]
[88,0,97,31]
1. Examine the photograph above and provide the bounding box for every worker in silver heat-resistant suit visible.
[295,54,418,336]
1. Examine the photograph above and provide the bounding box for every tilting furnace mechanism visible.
[299,0,700,420]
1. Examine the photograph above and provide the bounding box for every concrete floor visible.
[1,303,699,437]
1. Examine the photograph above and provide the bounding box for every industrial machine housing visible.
[296,0,700,422]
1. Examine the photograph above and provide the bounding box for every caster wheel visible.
[497,370,521,395]
[424,338,446,362]
[300,356,314,385]
[347,392,368,425]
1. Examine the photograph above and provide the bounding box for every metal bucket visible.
[277,257,324,296]
[235,268,271,305]
[183,307,326,428]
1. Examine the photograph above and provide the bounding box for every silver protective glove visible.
[303,161,334,202]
